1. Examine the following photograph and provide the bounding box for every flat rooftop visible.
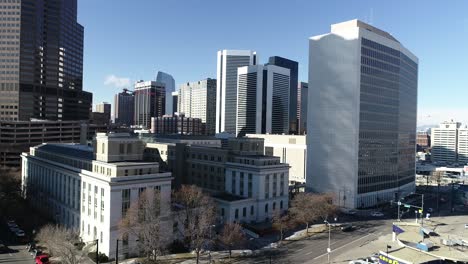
[386,247,439,263]
[36,144,93,160]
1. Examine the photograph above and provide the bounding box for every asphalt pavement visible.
[0,243,33,264]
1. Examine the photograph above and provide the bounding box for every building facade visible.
[178,78,217,135]
[267,56,299,134]
[134,81,166,129]
[95,102,111,122]
[431,121,461,163]
[21,133,173,258]
[236,65,290,136]
[458,127,468,165]
[156,71,175,115]
[297,82,308,135]
[216,50,257,134]
[246,134,306,184]
[416,131,431,149]
[307,19,418,208]
[150,113,203,135]
[0,0,92,122]
[114,89,134,126]
[0,120,110,168]
[171,91,178,114]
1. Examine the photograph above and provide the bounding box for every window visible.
[221,208,225,217]
[119,144,124,154]
[100,232,103,243]
[235,209,239,219]
[101,143,105,154]
[265,203,269,213]
[138,187,146,197]
[280,200,283,209]
[127,144,132,154]
[243,207,246,217]
[273,202,276,211]
[121,189,131,216]
[250,206,254,215]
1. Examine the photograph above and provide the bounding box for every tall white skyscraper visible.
[431,120,462,163]
[216,50,257,134]
[156,71,176,115]
[307,19,418,209]
[178,78,217,135]
[236,65,290,136]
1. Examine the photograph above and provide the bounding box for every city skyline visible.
[78,0,468,126]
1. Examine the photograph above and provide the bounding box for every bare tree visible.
[0,168,21,208]
[311,193,338,222]
[173,185,216,264]
[36,224,90,264]
[290,193,338,233]
[289,193,314,233]
[272,211,291,242]
[119,189,170,261]
[218,222,246,258]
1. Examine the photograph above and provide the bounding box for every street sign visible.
[397,201,401,206]
[327,248,331,253]
[418,209,423,213]
[404,204,410,208]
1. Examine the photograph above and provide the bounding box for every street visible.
[230,219,393,264]
[0,243,32,264]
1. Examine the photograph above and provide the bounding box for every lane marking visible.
[309,233,373,258]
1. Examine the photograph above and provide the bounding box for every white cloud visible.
[104,74,131,88]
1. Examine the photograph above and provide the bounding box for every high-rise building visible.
[134,81,166,129]
[114,89,134,126]
[150,113,203,135]
[431,121,461,163]
[0,0,92,121]
[171,91,179,114]
[95,102,111,115]
[178,78,217,135]
[458,127,468,165]
[216,50,257,134]
[236,65,290,136]
[95,102,111,121]
[267,57,299,134]
[156,71,175,115]
[297,82,308,135]
[307,20,418,208]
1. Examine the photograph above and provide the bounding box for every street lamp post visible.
[324,220,331,264]
[115,238,139,264]
[95,239,99,264]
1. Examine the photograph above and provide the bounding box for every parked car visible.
[370,212,384,217]
[341,223,355,232]
[35,254,50,264]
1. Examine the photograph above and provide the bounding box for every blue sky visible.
[79,0,468,125]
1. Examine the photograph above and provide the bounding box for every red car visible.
[35,254,50,264]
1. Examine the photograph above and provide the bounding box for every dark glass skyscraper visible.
[267,56,298,134]
[0,0,92,121]
[114,89,134,126]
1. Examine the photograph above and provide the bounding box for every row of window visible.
[81,181,105,223]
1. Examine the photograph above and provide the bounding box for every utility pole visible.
[324,220,331,264]
[115,239,119,264]
[96,239,99,264]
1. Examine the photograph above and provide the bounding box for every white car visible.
[370,212,384,217]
